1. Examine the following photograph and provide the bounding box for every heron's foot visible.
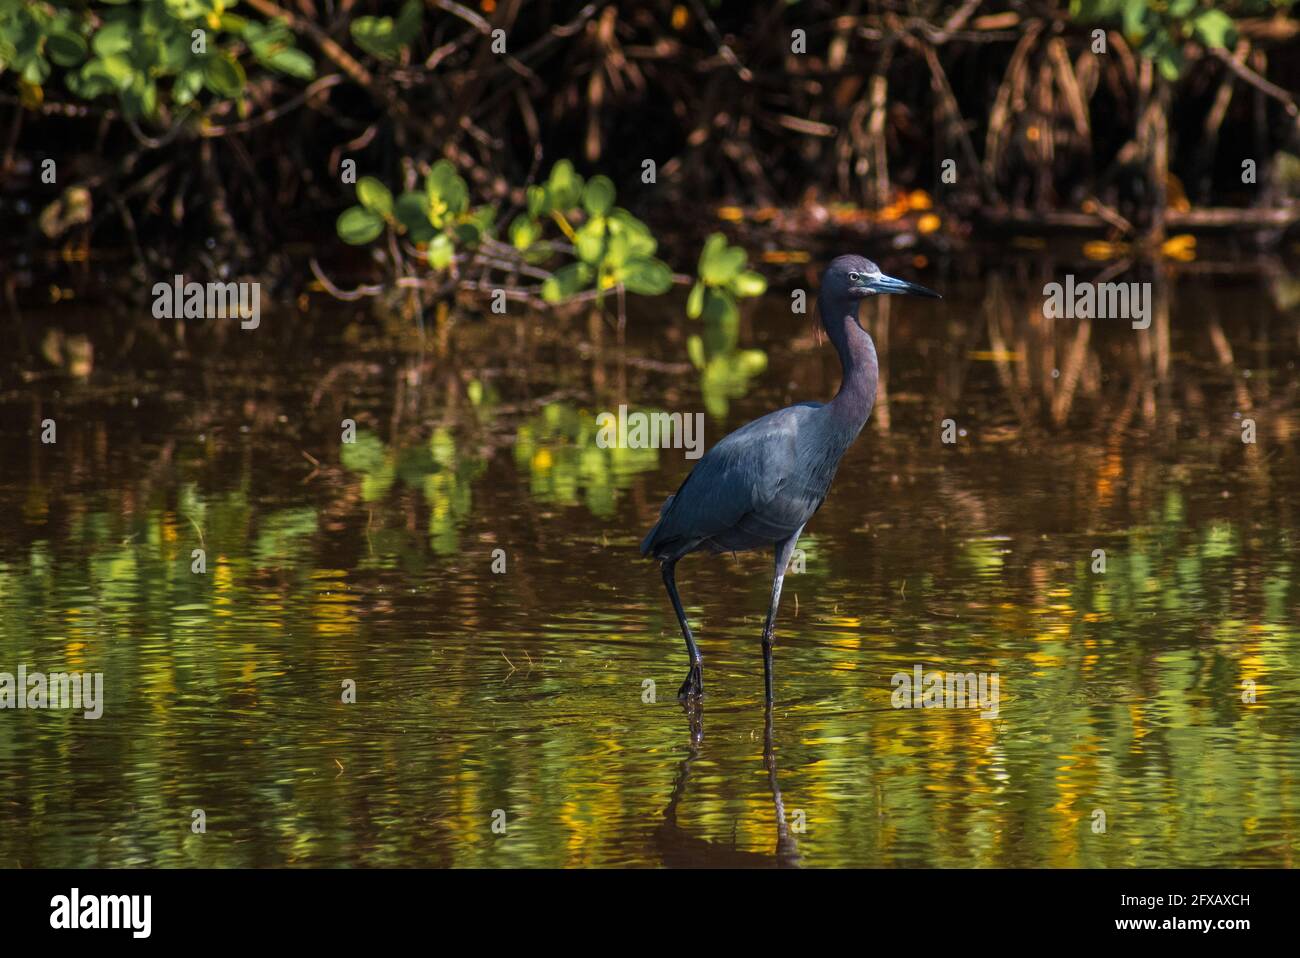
[677,665,703,701]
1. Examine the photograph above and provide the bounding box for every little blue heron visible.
[641,254,941,702]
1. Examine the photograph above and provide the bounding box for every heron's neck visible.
[820,292,878,426]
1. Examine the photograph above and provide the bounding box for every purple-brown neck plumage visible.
[819,290,878,429]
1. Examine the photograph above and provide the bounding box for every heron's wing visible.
[641,404,820,558]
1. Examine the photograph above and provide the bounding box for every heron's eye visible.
[848,272,860,282]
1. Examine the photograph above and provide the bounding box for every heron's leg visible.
[662,560,703,699]
[761,528,805,702]
[765,696,799,866]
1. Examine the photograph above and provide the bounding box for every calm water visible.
[1,261,1298,867]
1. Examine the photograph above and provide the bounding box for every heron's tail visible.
[639,494,676,557]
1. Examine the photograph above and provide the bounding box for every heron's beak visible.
[865,272,942,299]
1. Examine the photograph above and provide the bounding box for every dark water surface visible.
[2,263,1298,867]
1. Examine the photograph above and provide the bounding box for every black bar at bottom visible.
[0,867,1283,943]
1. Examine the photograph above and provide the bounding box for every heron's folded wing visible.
[644,406,810,552]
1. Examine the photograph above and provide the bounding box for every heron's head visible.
[825,254,941,300]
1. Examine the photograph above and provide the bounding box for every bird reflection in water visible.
[654,701,800,868]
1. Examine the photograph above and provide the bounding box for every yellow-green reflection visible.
[0,268,1297,867]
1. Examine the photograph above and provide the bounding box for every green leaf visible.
[582,175,616,217]
[509,214,541,251]
[739,349,767,376]
[357,176,394,217]
[156,32,192,71]
[699,235,745,285]
[606,230,631,269]
[697,233,727,281]
[427,233,454,270]
[394,0,424,44]
[686,334,705,370]
[426,159,468,215]
[265,47,315,80]
[340,430,388,473]
[1192,9,1235,49]
[701,286,739,332]
[351,15,403,60]
[468,205,496,231]
[1069,0,1119,16]
[21,55,50,85]
[426,159,458,200]
[1121,1,1148,42]
[92,22,133,58]
[575,219,606,263]
[541,263,593,304]
[442,177,469,215]
[350,1,421,60]
[607,208,657,256]
[45,30,87,68]
[68,59,117,98]
[123,75,158,119]
[527,185,549,217]
[203,54,246,98]
[394,191,437,242]
[686,281,705,318]
[546,160,583,210]
[733,270,767,298]
[336,205,385,244]
[99,54,134,88]
[453,220,482,246]
[173,67,204,105]
[621,256,673,295]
